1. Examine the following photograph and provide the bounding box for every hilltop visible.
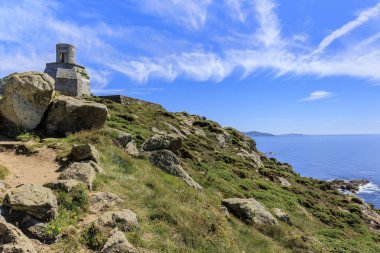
[0,73,379,253]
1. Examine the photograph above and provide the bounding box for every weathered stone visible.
[222,198,278,225]
[90,192,123,212]
[358,202,380,230]
[25,221,56,243]
[43,95,107,136]
[149,150,203,191]
[114,130,133,148]
[193,128,206,138]
[44,179,84,192]
[237,149,264,167]
[0,217,37,253]
[3,185,58,221]
[215,134,228,148]
[329,179,369,193]
[101,230,139,253]
[88,160,105,174]
[59,162,96,190]
[0,74,15,95]
[99,209,139,232]
[125,141,139,157]
[69,144,100,163]
[142,134,182,152]
[273,208,292,225]
[0,72,55,130]
[278,177,291,186]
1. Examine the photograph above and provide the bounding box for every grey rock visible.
[88,160,105,174]
[278,177,291,186]
[273,208,292,225]
[59,162,96,190]
[25,221,56,243]
[44,179,84,192]
[69,144,100,163]
[43,95,107,136]
[125,141,139,157]
[0,218,37,253]
[90,192,123,212]
[215,134,228,148]
[237,149,264,168]
[222,198,278,225]
[101,230,139,253]
[142,134,182,152]
[0,72,55,130]
[0,73,15,95]
[99,209,139,232]
[3,184,58,221]
[115,131,133,148]
[149,150,203,191]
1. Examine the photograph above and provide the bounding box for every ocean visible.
[254,135,380,208]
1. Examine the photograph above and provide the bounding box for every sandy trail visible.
[0,145,60,187]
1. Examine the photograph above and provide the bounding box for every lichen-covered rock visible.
[25,221,56,243]
[115,130,133,148]
[0,73,15,95]
[88,160,105,174]
[222,198,278,225]
[2,185,58,221]
[44,179,84,192]
[99,209,139,232]
[149,150,202,190]
[273,208,292,225]
[59,162,96,190]
[278,177,291,187]
[101,230,139,253]
[237,149,264,167]
[0,217,37,253]
[69,144,100,163]
[90,192,123,212]
[43,95,107,136]
[0,72,55,130]
[142,134,182,152]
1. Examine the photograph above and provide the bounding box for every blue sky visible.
[1,0,380,134]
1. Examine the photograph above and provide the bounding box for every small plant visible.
[81,224,108,250]
[56,185,89,214]
[16,132,40,142]
[45,208,78,239]
[0,165,9,179]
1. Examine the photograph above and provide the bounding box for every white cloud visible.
[301,91,333,101]
[312,3,380,55]
[137,0,213,30]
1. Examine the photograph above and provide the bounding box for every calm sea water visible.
[254,135,380,208]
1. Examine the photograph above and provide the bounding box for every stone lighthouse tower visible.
[44,43,90,97]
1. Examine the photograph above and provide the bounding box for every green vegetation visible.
[0,165,9,179]
[29,97,380,252]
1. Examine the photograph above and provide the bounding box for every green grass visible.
[0,165,9,179]
[40,97,380,253]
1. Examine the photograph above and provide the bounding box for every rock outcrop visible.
[0,217,37,253]
[149,150,203,190]
[273,208,292,225]
[90,192,123,213]
[101,230,139,253]
[43,95,107,136]
[59,162,96,190]
[143,134,182,152]
[3,184,58,221]
[0,72,55,130]
[222,198,278,225]
[69,144,100,163]
[329,179,369,193]
[98,209,139,232]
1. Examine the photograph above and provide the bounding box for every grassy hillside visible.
[39,96,380,253]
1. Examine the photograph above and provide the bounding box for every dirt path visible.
[0,145,60,187]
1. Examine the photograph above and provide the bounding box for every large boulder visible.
[0,72,55,130]
[142,134,182,152]
[43,95,108,136]
[2,185,58,221]
[69,144,100,163]
[101,230,139,253]
[0,217,37,253]
[149,150,202,191]
[222,198,278,225]
[98,209,139,232]
[59,162,96,190]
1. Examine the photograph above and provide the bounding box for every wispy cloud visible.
[301,91,333,101]
[0,0,380,90]
[312,2,380,55]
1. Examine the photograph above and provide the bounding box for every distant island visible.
[243,131,305,137]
